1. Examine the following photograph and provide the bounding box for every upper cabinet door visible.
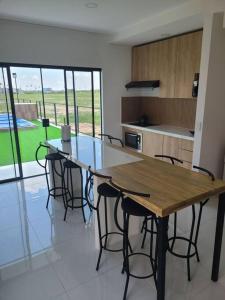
[174,31,203,99]
[131,30,202,99]
[132,45,148,81]
[132,42,160,81]
[158,37,177,98]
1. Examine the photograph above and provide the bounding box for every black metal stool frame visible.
[85,166,129,271]
[55,149,87,222]
[99,133,124,147]
[111,180,157,300]
[35,143,68,209]
[167,165,215,281]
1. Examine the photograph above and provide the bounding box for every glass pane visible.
[93,71,101,136]
[0,67,20,181]
[74,71,93,136]
[10,67,47,178]
[42,69,67,127]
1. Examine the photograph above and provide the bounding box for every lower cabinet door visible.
[142,131,163,157]
[162,135,182,159]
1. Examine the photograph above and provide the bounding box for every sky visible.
[10,67,100,91]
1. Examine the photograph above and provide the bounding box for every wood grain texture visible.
[121,96,197,129]
[100,145,225,217]
[158,37,177,98]
[162,136,181,159]
[181,140,194,151]
[132,30,202,98]
[132,46,148,81]
[174,31,203,98]
[180,149,193,163]
[140,97,196,129]
[121,97,142,123]
[143,131,163,157]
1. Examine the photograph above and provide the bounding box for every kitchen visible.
[121,30,201,170]
[1,2,225,300]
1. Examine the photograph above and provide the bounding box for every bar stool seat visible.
[36,143,68,209]
[85,167,130,272]
[97,183,119,198]
[122,198,152,217]
[111,180,157,300]
[62,156,87,222]
[45,152,64,161]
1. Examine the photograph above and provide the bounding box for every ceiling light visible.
[85,2,98,8]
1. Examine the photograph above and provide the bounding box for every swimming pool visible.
[0,113,36,130]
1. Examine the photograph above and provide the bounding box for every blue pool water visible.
[0,113,35,129]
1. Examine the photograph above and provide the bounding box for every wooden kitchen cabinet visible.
[158,37,177,98]
[132,45,148,81]
[162,136,181,159]
[142,131,163,157]
[132,42,160,81]
[123,126,194,169]
[131,30,203,98]
[174,31,203,98]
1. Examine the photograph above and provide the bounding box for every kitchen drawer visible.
[181,140,194,151]
[180,149,193,163]
[182,161,192,170]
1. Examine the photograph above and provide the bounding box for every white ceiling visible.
[0,0,191,33]
[0,0,206,45]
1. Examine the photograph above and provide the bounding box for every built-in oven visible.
[124,132,142,152]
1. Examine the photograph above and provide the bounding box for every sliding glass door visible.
[66,70,102,136]
[0,67,21,182]
[0,63,102,182]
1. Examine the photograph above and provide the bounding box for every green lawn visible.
[16,90,101,107]
[0,120,66,166]
[0,90,102,166]
[10,90,101,128]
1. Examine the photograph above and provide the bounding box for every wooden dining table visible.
[47,135,225,300]
[99,147,225,300]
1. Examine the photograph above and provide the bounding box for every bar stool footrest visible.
[66,197,88,209]
[101,232,124,252]
[167,236,198,259]
[49,187,69,198]
[125,252,155,279]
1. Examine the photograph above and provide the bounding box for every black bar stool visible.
[167,165,215,281]
[85,166,130,271]
[141,155,183,249]
[111,180,157,300]
[58,150,87,222]
[35,143,68,209]
[99,133,124,147]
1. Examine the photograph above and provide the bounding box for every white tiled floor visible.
[0,176,225,300]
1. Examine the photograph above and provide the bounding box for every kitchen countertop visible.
[46,135,142,171]
[121,123,194,141]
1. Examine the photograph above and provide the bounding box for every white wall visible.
[193,12,225,178]
[0,19,131,138]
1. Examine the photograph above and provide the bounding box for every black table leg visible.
[211,192,225,281]
[157,216,169,300]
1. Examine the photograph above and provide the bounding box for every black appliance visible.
[192,73,199,97]
[125,132,142,151]
[125,80,160,89]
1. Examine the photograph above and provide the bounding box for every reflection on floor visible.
[0,160,45,181]
[0,176,225,300]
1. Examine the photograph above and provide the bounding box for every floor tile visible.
[0,176,225,300]
[0,264,65,300]
[0,225,44,267]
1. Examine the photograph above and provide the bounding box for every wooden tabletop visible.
[100,146,225,217]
